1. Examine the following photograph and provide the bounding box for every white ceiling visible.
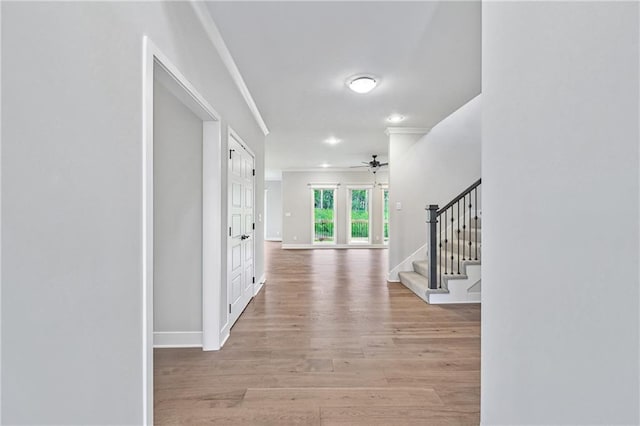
[205,1,481,180]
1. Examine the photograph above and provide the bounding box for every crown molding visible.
[191,1,270,136]
[282,167,390,173]
[384,127,431,136]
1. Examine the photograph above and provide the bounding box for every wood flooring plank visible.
[156,407,321,426]
[154,242,481,425]
[240,387,444,408]
[320,406,480,426]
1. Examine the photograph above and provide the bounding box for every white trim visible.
[202,121,222,351]
[254,274,266,296]
[263,188,268,240]
[153,332,203,348]
[345,184,374,189]
[141,36,153,426]
[265,238,283,242]
[229,127,256,157]
[286,167,387,173]
[282,244,388,250]
[0,3,3,417]
[142,36,222,425]
[308,183,340,188]
[384,127,430,135]
[190,1,269,136]
[220,330,231,348]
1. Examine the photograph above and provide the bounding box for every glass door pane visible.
[313,189,335,243]
[383,189,389,244]
[350,189,369,243]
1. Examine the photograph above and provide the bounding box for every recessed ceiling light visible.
[387,114,405,123]
[324,137,341,145]
[320,163,330,168]
[348,76,378,94]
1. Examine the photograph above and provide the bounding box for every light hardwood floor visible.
[154,242,480,425]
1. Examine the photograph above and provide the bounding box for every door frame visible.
[142,36,222,425]
[223,127,256,339]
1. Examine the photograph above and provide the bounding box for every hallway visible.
[154,242,480,425]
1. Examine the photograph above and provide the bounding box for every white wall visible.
[281,170,388,246]
[153,80,202,336]
[1,2,265,424]
[482,2,639,424]
[265,180,282,241]
[388,96,481,276]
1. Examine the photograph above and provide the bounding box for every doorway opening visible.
[142,37,222,424]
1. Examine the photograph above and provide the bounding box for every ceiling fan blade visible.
[379,162,389,166]
[350,165,369,168]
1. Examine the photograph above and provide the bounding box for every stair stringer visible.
[388,243,427,281]
[427,263,481,304]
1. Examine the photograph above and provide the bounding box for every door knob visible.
[240,234,250,240]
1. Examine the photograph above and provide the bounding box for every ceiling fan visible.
[351,155,389,174]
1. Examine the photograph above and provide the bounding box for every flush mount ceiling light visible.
[320,163,331,168]
[324,137,341,145]
[347,76,378,94]
[387,114,405,123]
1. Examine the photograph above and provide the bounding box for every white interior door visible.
[227,133,255,328]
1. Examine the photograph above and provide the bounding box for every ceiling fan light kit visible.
[350,154,389,174]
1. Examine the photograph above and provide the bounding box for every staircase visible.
[399,179,481,304]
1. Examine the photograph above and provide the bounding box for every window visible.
[348,188,371,244]
[312,188,336,244]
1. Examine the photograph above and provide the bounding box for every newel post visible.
[426,205,439,290]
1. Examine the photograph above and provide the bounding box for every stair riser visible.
[438,216,481,230]
[435,232,481,244]
[413,261,429,277]
[415,251,480,278]
[436,241,481,256]
[436,250,481,269]
[412,259,478,281]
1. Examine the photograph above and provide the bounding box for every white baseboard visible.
[153,331,202,348]
[282,244,388,249]
[254,274,266,296]
[220,330,230,348]
[265,237,282,242]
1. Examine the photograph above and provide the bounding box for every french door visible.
[348,187,372,244]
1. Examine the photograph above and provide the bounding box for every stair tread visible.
[413,258,480,270]
[398,271,430,291]
[399,270,428,281]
